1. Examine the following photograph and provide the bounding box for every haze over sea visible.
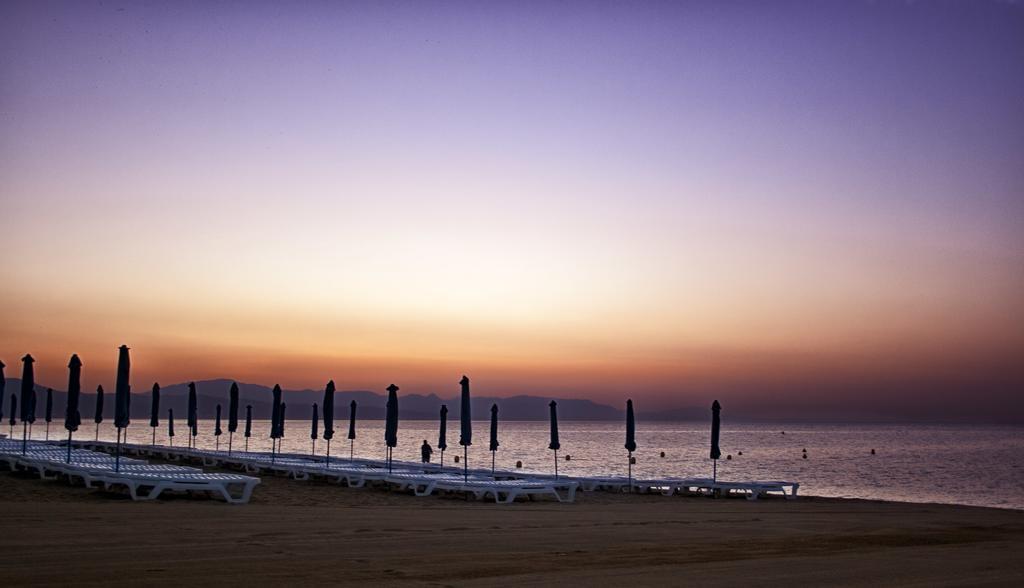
[58,419,1024,511]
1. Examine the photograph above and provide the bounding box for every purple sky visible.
[1,1,1022,422]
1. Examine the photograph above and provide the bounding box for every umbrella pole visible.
[115,427,122,473]
[440,448,444,468]
[152,428,156,446]
[228,432,233,456]
[311,439,315,456]
[67,430,73,463]
[216,437,220,452]
[713,458,717,483]
[46,422,50,441]
[95,422,99,441]
[464,446,468,482]
[554,449,558,480]
[628,451,632,494]
[350,438,353,460]
[492,451,495,478]
[325,438,330,467]
[22,422,27,455]
[245,437,249,452]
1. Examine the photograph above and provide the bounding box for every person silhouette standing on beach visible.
[421,439,433,463]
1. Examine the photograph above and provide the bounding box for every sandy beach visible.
[2,467,1022,587]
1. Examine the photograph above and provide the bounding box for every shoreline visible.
[3,467,1024,586]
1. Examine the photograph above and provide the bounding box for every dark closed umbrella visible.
[438,404,448,466]
[64,354,83,462]
[20,354,35,454]
[215,404,223,449]
[112,345,131,471]
[384,384,399,472]
[489,403,499,475]
[44,387,53,441]
[227,382,239,454]
[149,383,160,445]
[167,408,175,445]
[458,375,472,481]
[347,400,357,460]
[244,404,252,452]
[94,385,104,423]
[278,402,287,439]
[710,400,722,481]
[549,400,561,479]
[322,381,335,465]
[310,402,319,455]
[187,382,198,448]
[625,399,636,491]
[270,384,282,455]
[113,345,131,429]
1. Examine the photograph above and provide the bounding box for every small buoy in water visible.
[726,454,732,460]
[454,455,460,463]
[781,431,785,435]
[629,456,636,465]
[738,451,743,456]
[871,449,876,455]
[565,454,571,461]
[802,454,807,459]
[660,451,666,458]
[516,460,523,468]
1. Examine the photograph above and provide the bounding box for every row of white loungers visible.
[1,441,261,504]
[78,442,579,503]
[74,440,796,502]
[632,477,799,500]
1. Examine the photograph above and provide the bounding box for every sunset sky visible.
[1,1,1022,421]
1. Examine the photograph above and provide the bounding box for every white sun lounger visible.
[383,472,579,503]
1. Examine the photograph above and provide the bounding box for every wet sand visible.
[1,467,1023,586]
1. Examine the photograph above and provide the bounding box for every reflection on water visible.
[31,420,1024,510]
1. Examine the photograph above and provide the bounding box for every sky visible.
[1,1,1022,422]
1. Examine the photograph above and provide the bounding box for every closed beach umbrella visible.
[710,400,722,481]
[244,404,252,452]
[489,403,499,476]
[45,388,53,440]
[113,345,131,471]
[20,354,35,454]
[149,383,160,445]
[214,404,223,450]
[310,402,319,455]
[93,385,104,440]
[187,382,198,448]
[278,402,287,441]
[625,399,637,491]
[438,404,448,466]
[9,394,17,434]
[227,382,239,454]
[167,408,175,445]
[270,384,282,456]
[384,384,399,472]
[322,381,335,464]
[65,355,83,462]
[458,375,472,481]
[347,400,357,460]
[548,400,561,479]
[113,345,131,430]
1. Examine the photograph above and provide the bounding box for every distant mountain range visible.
[1,378,633,422]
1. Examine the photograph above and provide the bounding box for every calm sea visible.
[26,419,1024,510]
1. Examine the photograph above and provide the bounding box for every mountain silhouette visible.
[3,378,623,422]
